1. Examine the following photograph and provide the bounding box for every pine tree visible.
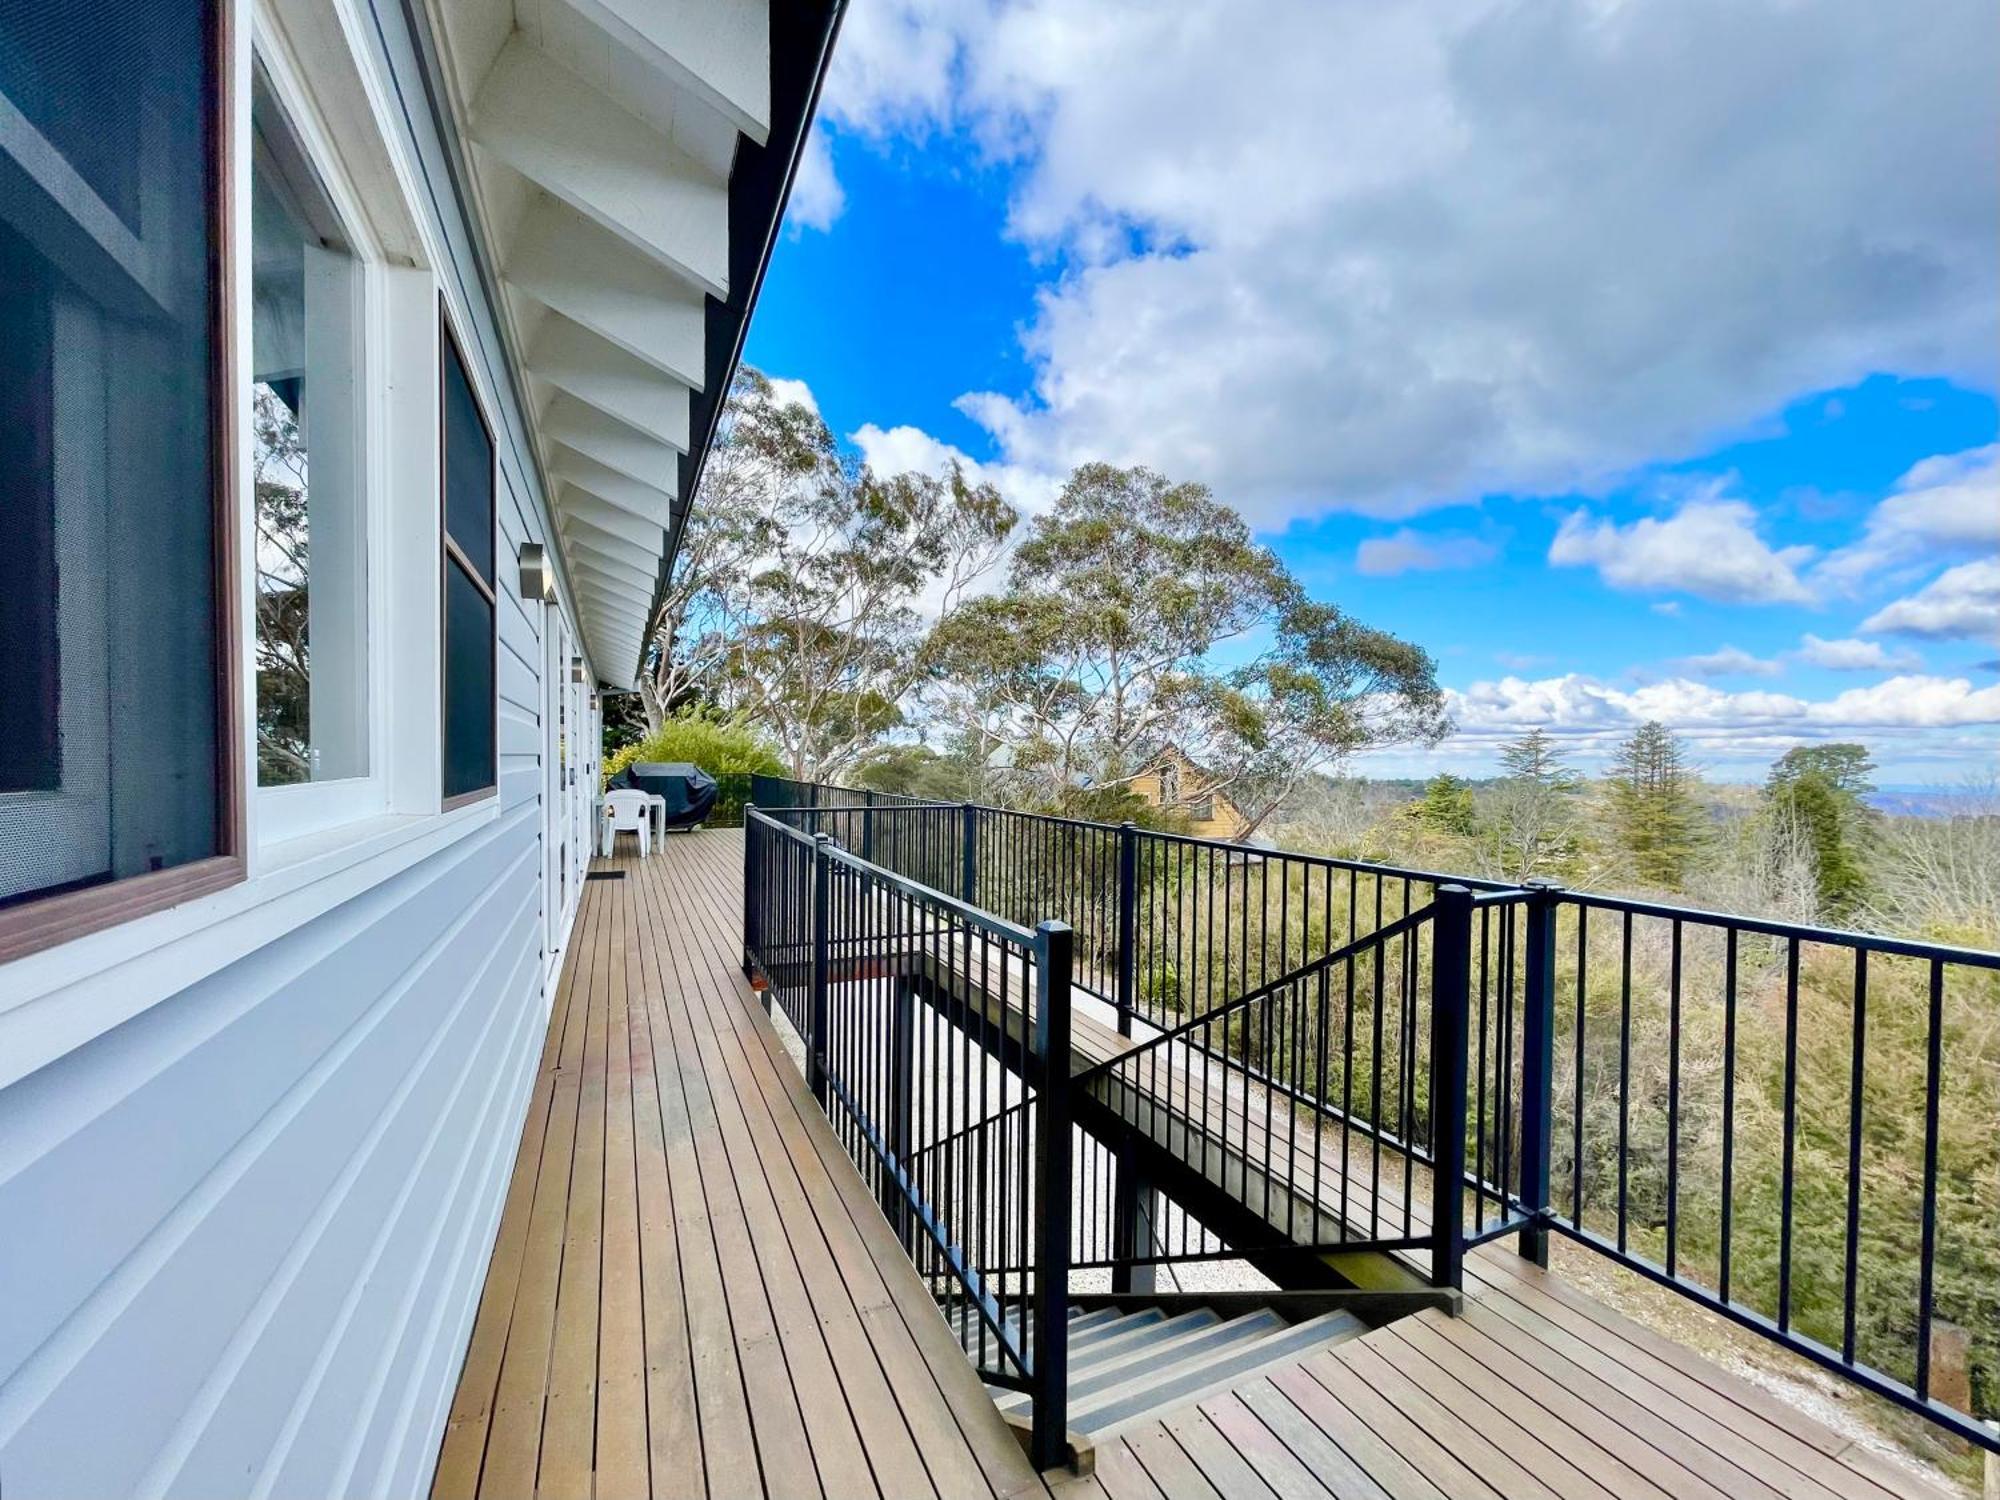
[1606,721,1703,890]
[1415,772,1478,836]
[1766,743,1875,915]
[1489,728,1582,879]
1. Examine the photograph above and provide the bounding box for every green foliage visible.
[1485,729,1583,880]
[1413,773,1478,836]
[852,744,981,802]
[925,463,1445,830]
[1607,720,1704,889]
[655,367,1016,781]
[1769,742,1877,800]
[602,707,784,788]
[1765,743,1875,916]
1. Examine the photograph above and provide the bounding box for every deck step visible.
[1065,1309,1220,1373]
[994,1308,1286,1415]
[941,1292,1372,1439]
[1070,1308,1369,1436]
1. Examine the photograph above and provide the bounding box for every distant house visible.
[1131,744,1253,840]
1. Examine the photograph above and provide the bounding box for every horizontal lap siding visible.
[0,3,583,1493]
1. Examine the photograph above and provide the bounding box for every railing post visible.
[1428,885,1473,1295]
[960,802,978,906]
[1115,821,1138,1038]
[861,792,876,866]
[1110,1131,1155,1295]
[1030,919,1073,1471]
[1517,880,1561,1266]
[809,833,832,1107]
[742,808,761,985]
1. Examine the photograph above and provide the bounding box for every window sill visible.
[0,798,502,1089]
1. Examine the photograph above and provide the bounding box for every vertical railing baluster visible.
[809,832,831,1106]
[1116,821,1138,1037]
[1030,920,1073,1471]
[1666,919,1682,1277]
[1842,948,1867,1365]
[1517,881,1560,1265]
[1428,885,1473,1293]
[1779,936,1800,1332]
[961,802,978,907]
[1916,959,1944,1402]
[1720,926,1737,1301]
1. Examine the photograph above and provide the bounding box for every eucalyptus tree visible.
[640,369,1015,778]
[926,463,1447,829]
[636,368,830,733]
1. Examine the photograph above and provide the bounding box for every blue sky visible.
[744,1,1999,782]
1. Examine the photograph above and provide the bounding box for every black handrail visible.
[747,782,2000,1458]
[1072,899,1445,1078]
[741,809,1073,1468]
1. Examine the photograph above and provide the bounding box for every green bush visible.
[603,709,784,789]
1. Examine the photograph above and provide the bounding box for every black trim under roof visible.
[647,0,848,683]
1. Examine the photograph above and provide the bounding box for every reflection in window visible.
[0,0,221,909]
[441,320,497,803]
[252,73,366,787]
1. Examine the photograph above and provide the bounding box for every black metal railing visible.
[740,783,2000,1458]
[748,772,929,812]
[1069,888,1477,1288]
[741,809,1074,1469]
[1528,889,2000,1447]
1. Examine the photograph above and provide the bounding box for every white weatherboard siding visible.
[0,474,552,1500]
[0,0,781,1485]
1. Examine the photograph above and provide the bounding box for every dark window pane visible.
[442,332,495,583]
[443,558,496,800]
[0,228,59,794]
[0,0,221,908]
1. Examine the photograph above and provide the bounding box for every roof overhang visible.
[418,0,843,688]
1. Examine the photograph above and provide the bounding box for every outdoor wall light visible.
[571,657,587,684]
[517,541,555,601]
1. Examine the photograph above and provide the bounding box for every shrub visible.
[602,709,784,789]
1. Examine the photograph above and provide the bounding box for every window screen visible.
[441,319,497,802]
[0,0,224,910]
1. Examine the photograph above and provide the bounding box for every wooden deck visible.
[434,829,1946,1500]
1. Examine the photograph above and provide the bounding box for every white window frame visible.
[246,0,449,860]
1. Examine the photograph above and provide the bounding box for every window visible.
[251,69,367,789]
[0,0,235,944]
[440,316,497,805]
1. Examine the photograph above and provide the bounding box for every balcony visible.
[433,793,1986,1499]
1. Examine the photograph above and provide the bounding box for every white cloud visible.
[786,126,846,232]
[1818,444,2000,588]
[1796,634,1922,672]
[850,421,1062,517]
[1862,558,2000,640]
[1547,493,1814,604]
[1355,529,1497,576]
[1410,671,2000,770]
[824,0,1997,526]
[766,376,822,417]
[1671,646,1783,679]
[821,0,975,138]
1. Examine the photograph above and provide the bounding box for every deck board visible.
[435,829,1949,1500]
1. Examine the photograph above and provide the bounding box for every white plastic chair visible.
[602,790,652,858]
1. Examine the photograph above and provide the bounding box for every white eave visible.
[423,0,774,688]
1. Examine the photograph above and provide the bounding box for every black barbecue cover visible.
[612,762,719,827]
